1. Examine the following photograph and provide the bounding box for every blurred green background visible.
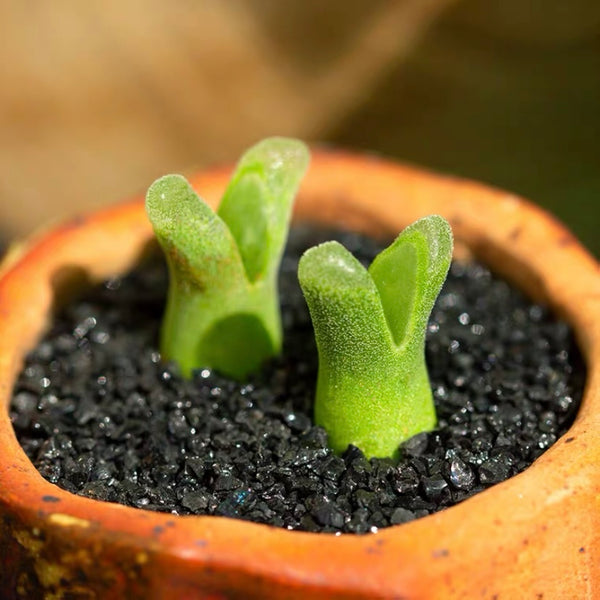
[331,0,600,257]
[1,1,598,257]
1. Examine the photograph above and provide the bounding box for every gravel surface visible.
[11,227,585,533]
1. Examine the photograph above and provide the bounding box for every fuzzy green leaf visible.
[146,174,244,289]
[298,241,393,370]
[369,215,453,349]
[218,137,309,283]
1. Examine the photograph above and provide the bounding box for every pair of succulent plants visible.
[146,137,453,459]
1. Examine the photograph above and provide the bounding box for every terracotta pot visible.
[1,150,599,599]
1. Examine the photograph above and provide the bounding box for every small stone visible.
[283,412,311,433]
[478,457,511,484]
[390,507,416,525]
[403,433,429,457]
[214,473,243,491]
[182,491,210,512]
[314,503,346,529]
[448,457,475,490]
[422,475,450,501]
[216,489,252,517]
[391,465,420,496]
[355,489,377,510]
[167,411,189,439]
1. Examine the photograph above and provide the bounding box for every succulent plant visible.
[298,215,453,458]
[146,137,309,378]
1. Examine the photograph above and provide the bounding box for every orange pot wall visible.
[0,151,599,599]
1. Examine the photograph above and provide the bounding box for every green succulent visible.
[298,215,453,458]
[146,137,309,379]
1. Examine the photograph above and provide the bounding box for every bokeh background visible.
[1,1,598,256]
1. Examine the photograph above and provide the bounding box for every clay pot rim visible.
[1,149,599,596]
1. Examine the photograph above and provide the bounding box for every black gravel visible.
[10,227,585,534]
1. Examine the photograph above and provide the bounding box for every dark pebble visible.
[448,456,475,490]
[390,507,416,525]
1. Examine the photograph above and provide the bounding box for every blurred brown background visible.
[1,0,599,255]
